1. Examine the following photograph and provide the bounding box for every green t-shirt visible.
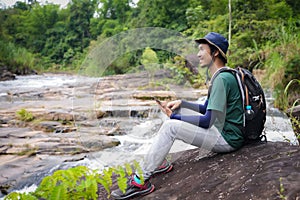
[207,71,244,149]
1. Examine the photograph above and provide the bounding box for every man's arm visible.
[170,108,217,128]
[181,99,208,114]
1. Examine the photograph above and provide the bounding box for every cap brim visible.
[195,38,208,44]
[195,38,227,61]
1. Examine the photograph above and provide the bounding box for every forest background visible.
[0,0,299,114]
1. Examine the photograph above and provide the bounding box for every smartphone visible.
[153,97,162,106]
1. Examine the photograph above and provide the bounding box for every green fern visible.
[4,162,145,200]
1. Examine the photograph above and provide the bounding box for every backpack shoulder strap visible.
[207,67,235,98]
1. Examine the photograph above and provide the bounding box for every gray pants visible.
[142,112,235,178]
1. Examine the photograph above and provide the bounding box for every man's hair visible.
[203,41,227,64]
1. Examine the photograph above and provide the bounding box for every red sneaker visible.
[111,174,155,200]
[152,160,173,177]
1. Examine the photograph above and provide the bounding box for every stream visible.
[0,74,298,197]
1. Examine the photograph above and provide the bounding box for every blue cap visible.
[195,32,229,62]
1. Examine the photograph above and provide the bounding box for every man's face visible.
[197,43,212,68]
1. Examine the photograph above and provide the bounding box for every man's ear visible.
[213,50,220,57]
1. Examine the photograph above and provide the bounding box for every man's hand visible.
[166,100,182,111]
[155,99,173,117]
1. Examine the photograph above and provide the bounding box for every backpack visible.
[208,67,267,144]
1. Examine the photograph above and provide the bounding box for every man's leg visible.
[111,115,235,199]
[142,119,233,178]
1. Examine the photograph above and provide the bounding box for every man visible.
[111,32,244,199]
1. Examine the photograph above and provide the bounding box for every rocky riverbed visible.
[0,70,208,197]
[0,70,298,198]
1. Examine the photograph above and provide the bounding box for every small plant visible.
[16,109,34,122]
[277,177,287,200]
[284,79,300,141]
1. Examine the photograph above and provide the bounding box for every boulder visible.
[100,142,300,200]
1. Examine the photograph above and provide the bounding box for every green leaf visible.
[117,178,127,194]
[114,165,130,194]
[133,160,144,184]
[4,192,38,200]
[86,178,98,200]
[49,184,67,200]
[97,177,110,196]
[124,163,133,176]
[102,168,113,187]
[34,176,56,198]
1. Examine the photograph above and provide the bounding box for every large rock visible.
[0,70,16,81]
[100,142,300,200]
[148,142,300,200]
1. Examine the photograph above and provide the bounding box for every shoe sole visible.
[152,164,173,177]
[112,184,155,200]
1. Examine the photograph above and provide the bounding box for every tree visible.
[23,4,60,52]
[67,0,97,52]
[130,0,190,31]
[90,0,133,38]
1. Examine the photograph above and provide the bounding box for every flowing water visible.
[0,74,298,197]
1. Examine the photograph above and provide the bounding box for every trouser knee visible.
[159,120,180,139]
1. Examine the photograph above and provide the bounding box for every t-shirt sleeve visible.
[207,75,226,113]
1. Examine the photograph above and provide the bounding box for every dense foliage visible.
[0,0,299,105]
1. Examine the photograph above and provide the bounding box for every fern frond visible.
[125,163,133,176]
[116,166,127,194]
[133,160,144,184]
[97,177,111,196]
[4,192,37,200]
[49,184,67,200]
[34,176,56,198]
[82,178,98,200]
[103,168,113,187]
[117,176,127,194]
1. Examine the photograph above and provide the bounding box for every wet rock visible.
[0,70,16,81]
[34,121,62,132]
[80,136,120,151]
[0,154,64,197]
[96,110,106,119]
[41,111,87,121]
